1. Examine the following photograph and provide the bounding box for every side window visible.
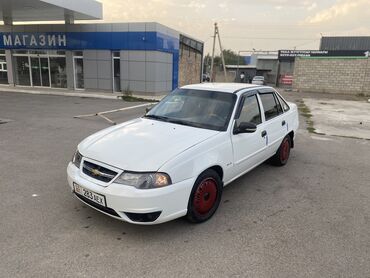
[276,93,290,112]
[274,94,283,115]
[237,95,262,125]
[259,93,281,121]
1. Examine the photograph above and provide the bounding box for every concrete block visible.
[83,60,98,79]
[128,23,146,32]
[80,24,97,32]
[155,81,167,92]
[129,61,146,81]
[96,50,112,61]
[146,81,156,93]
[84,78,98,90]
[130,81,146,92]
[145,51,160,63]
[97,24,113,32]
[83,50,97,60]
[166,81,172,91]
[66,24,81,32]
[154,23,168,36]
[11,25,25,32]
[121,51,129,61]
[145,22,157,32]
[145,62,157,82]
[98,79,113,90]
[112,23,129,32]
[121,80,130,91]
[121,60,129,80]
[51,25,66,32]
[37,25,52,32]
[0,25,12,32]
[97,60,112,79]
[129,51,146,62]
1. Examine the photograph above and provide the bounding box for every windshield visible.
[253,76,264,80]
[144,89,237,131]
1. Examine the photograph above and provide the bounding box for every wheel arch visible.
[208,165,224,181]
[288,130,294,148]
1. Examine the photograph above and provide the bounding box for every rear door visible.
[231,92,267,176]
[257,89,287,157]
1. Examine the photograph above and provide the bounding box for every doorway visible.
[73,56,84,90]
[113,52,121,92]
[30,57,50,87]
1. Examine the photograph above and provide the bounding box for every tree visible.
[203,49,246,73]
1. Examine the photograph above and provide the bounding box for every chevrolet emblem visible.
[91,169,101,176]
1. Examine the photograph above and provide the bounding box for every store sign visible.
[2,33,66,48]
[279,50,370,61]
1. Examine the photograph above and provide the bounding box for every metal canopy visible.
[0,0,102,24]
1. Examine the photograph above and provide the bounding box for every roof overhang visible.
[0,0,102,23]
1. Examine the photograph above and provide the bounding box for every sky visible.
[97,0,370,55]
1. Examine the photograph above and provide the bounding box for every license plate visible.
[73,183,106,207]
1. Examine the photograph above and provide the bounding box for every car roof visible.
[181,83,262,94]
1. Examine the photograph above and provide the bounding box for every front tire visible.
[186,169,223,223]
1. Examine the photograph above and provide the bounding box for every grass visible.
[117,86,159,103]
[298,100,317,134]
[118,95,159,103]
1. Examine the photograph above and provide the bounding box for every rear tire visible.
[186,169,223,223]
[271,135,291,166]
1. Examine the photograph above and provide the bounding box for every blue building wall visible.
[0,31,180,90]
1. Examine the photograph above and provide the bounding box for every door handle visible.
[261,130,267,137]
[282,120,286,126]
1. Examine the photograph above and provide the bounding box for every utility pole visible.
[210,23,227,82]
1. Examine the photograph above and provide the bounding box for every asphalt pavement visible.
[0,91,369,278]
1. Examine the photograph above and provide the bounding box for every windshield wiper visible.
[144,115,171,122]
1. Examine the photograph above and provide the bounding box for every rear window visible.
[259,93,282,121]
[276,93,290,112]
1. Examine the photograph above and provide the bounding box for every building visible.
[0,0,203,95]
[228,52,278,84]
[278,36,370,95]
[320,36,370,51]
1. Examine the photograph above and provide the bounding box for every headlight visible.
[115,172,172,189]
[72,151,82,169]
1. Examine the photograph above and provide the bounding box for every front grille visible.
[82,161,118,183]
[75,193,120,218]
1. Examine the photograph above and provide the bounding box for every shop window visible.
[14,56,31,86]
[50,57,67,88]
[0,55,8,84]
[74,57,84,89]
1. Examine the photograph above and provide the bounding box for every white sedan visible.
[67,83,299,225]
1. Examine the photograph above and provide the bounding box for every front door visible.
[231,93,267,176]
[30,57,50,87]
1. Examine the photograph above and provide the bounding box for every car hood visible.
[78,118,220,171]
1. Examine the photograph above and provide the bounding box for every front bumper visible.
[67,162,195,225]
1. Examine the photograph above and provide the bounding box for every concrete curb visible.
[0,86,120,100]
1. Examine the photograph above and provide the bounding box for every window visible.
[14,56,31,86]
[259,93,282,121]
[276,93,290,112]
[237,95,262,125]
[50,57,67,88]
[0,55,7,84]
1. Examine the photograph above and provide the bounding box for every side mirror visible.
[234,122,257,134]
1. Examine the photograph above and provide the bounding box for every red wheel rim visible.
[280,138,290,162]
[193,178,218,215]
